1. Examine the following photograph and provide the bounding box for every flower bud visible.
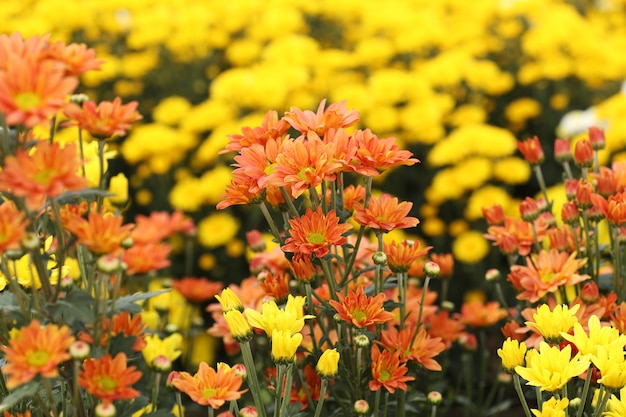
[121,236,134,249]
[107,173,129,207]
[97,254,122,273]
[4,248,24,260]
[485,269,501,282]
[581,281,599,304]
[70,341,91,361]
[152,355,172,373]
[427,391,443,405]
[239,406,258,417]
[166,371,180,389]
[216,288,244,313]
[21,232,40,251]
[224,310,252,342]
[596,167,616,198]
[575,180,593,209]
[519,197,539,222]
[482,204,505,226]
[568,397,582,410]
[497,371,512,384]
[354,334,370,348]
[574,139,594,168]
[232,363,247,380]
[441,300,455,311]
[517,136,544,165]
[565,179,579,200]
[423,261,440,278]
[588,126,606,150]
[553,137,572,163]
[316,348,340,378]
[354,400,370,415]
[245,230,266,252]
[60,274,74,289]
[561,201,579,225]
[95,402,116,417]
[69,93,91,105]
[372,251,387,266]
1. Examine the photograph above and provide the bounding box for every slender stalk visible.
[259,201,284,245]
[77,127,87,178]
[593,386,610,417]
[240,340,267,417]
[313,378,329,417]
[273,364,286,417]
[532,165,550,206]
[320,258,338,301]
[279,186,300,219]
[279,364,294,417]
[175,392,185,417]
[374,389,381,417]
[208,405,215,417]
[430,405,438,417]
[151,371,162,410]
[513,375,532,417]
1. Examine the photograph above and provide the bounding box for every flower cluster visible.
[492,127,626,416]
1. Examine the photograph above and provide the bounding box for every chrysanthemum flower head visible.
[79,352,142,403]
[142,333,183,369]
[353,194,419,232]
[171,362,246,409]
[605,385,626,417]
[531,396,568,417]
[592,345,626,391]
[368,345,415,394]
[63,97,142,140]
[561,314,626,357]
[497,337,527,373]
[515,342,589,392]
[329,285,395,328]
[282,207,351,259]
[271,329,303,364]
[526,303,580,344]
[316,348,340,378]
[1,320,75,389]
[245,294,314,337]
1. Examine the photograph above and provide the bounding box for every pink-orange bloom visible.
[0,33,50,70]
[591,192,626,226]
[223,110,290,153]
[384,240,431,273]
[282,207,351,259]
[44,40,105,76]
[0,56,77,128]
[484,216,548,256]
[353,194,419,232]
[458,300,508,328]
[348,129,419,176]
[131,210,195,245]
[63,97,142,140]
[329,286,395,328]
[508,249,589,302]
[0,141,89,209]
[283,99,359,139]
[1,320,75,389]
[79,353,142,403]
[171,362,246,409]
[380,325,446,371]
[173,277,224,303]
[369,345,415,393]
[517,136,544,165]
[0,201,28,255]
[123,242,172,275]
[63,208,133,255]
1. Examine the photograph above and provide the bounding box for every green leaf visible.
[108,289,169,314]
[48,290,94,325]
[0,381,40,411]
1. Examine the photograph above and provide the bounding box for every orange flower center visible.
[27,350,51,367]
[379,369,391,381]
[306,232,325,245]
[98,377,118,391]
[202,388,217,399]
[14,92,42,110]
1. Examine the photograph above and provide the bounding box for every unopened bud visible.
[239,406,258,417]
[354,400,370,415]
[423,261,440,278]
[232,363,247,380]
[60,274,74,290]
[485,269,501,282]
[69,341,91,360]
[69,93,91,105]
[569,397,582,410]
[245,230,266,252]
[581,281,599,304]
[97,254,122,273]
[121,237,134,249]
[166,371,180,389]
[95,402,116,417]
[152,355,172,372]
[4,248,24,260]
[21,232,40,251]
[427,391,442,405]
[441,300,455,311]
[372,251,387,266]
[354,334,370,348]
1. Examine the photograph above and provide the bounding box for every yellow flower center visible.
[34,169,53,185]
[98,377,118,391]
[28,350,51,367]
[379,369,391,381]
[306,232,325,245]
[14,92,41,110]
[352,309,367,322]
[202,388,217,399]
[297,167,315,181]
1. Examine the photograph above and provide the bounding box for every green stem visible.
[259,201,284,245]
[175,392,184,417]
[593,386,610,417]
[279,363,294,417]
[313,378,329,417]
[274,364,286,417]
[279,186,300,219]
[240,340,267,417]
[513,375,532,417]
[320,257,338,301]
[532,165,550,207]
[374,389,381,417]
[576,366,593,417]
[151,371,162,410]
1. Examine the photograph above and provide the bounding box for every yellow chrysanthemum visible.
[497,338,527,374]
[216,288,243,312]
[492,157,532,185]
[142,333,183,368]
[197,213,240,249]
[560,315,626,357]
[515,342,589,392]
[316,348,340,378]
[605,386,626,417]
[223,310,253,342]
[593,345,626,391]
[271,329,302,364]
[245,295,313,337]
[525,304,580,343]
[452,230,490,264]
[531,396,568,417]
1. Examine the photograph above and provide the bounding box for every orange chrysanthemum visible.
[173,277,224,303]
[353,194,419,232]
[369,345,415,394]
[3,411,31,417]
[348,129,419,176]
[258,271,291,302]
[1,320,75,389]
[0,141,89,209]
[430,253,454,279]
[329,286,395,328]
[131,210,195,245]
[0,33,50,70]
[123,242,172,275]
[0,201,28,255]
[62,207,133,255]
[217,170,266,210]
[79,353,142,403]
[485,216,548,256]
[263,136,343,198]
[426,310,466,349]
[380,325,446,371]
[63,97,142,140]
[0,55,78,128]
[384,240,431,273]
[282,207,352,259]
[171,362,246,409]
[44,40,105,76]
[283,99,359,139]
[508,249,589,303]
[223,110,290,153]
[290,252,319,283]
[458,300,508,328]
[80,311,147,352]
[591,192,626,226]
